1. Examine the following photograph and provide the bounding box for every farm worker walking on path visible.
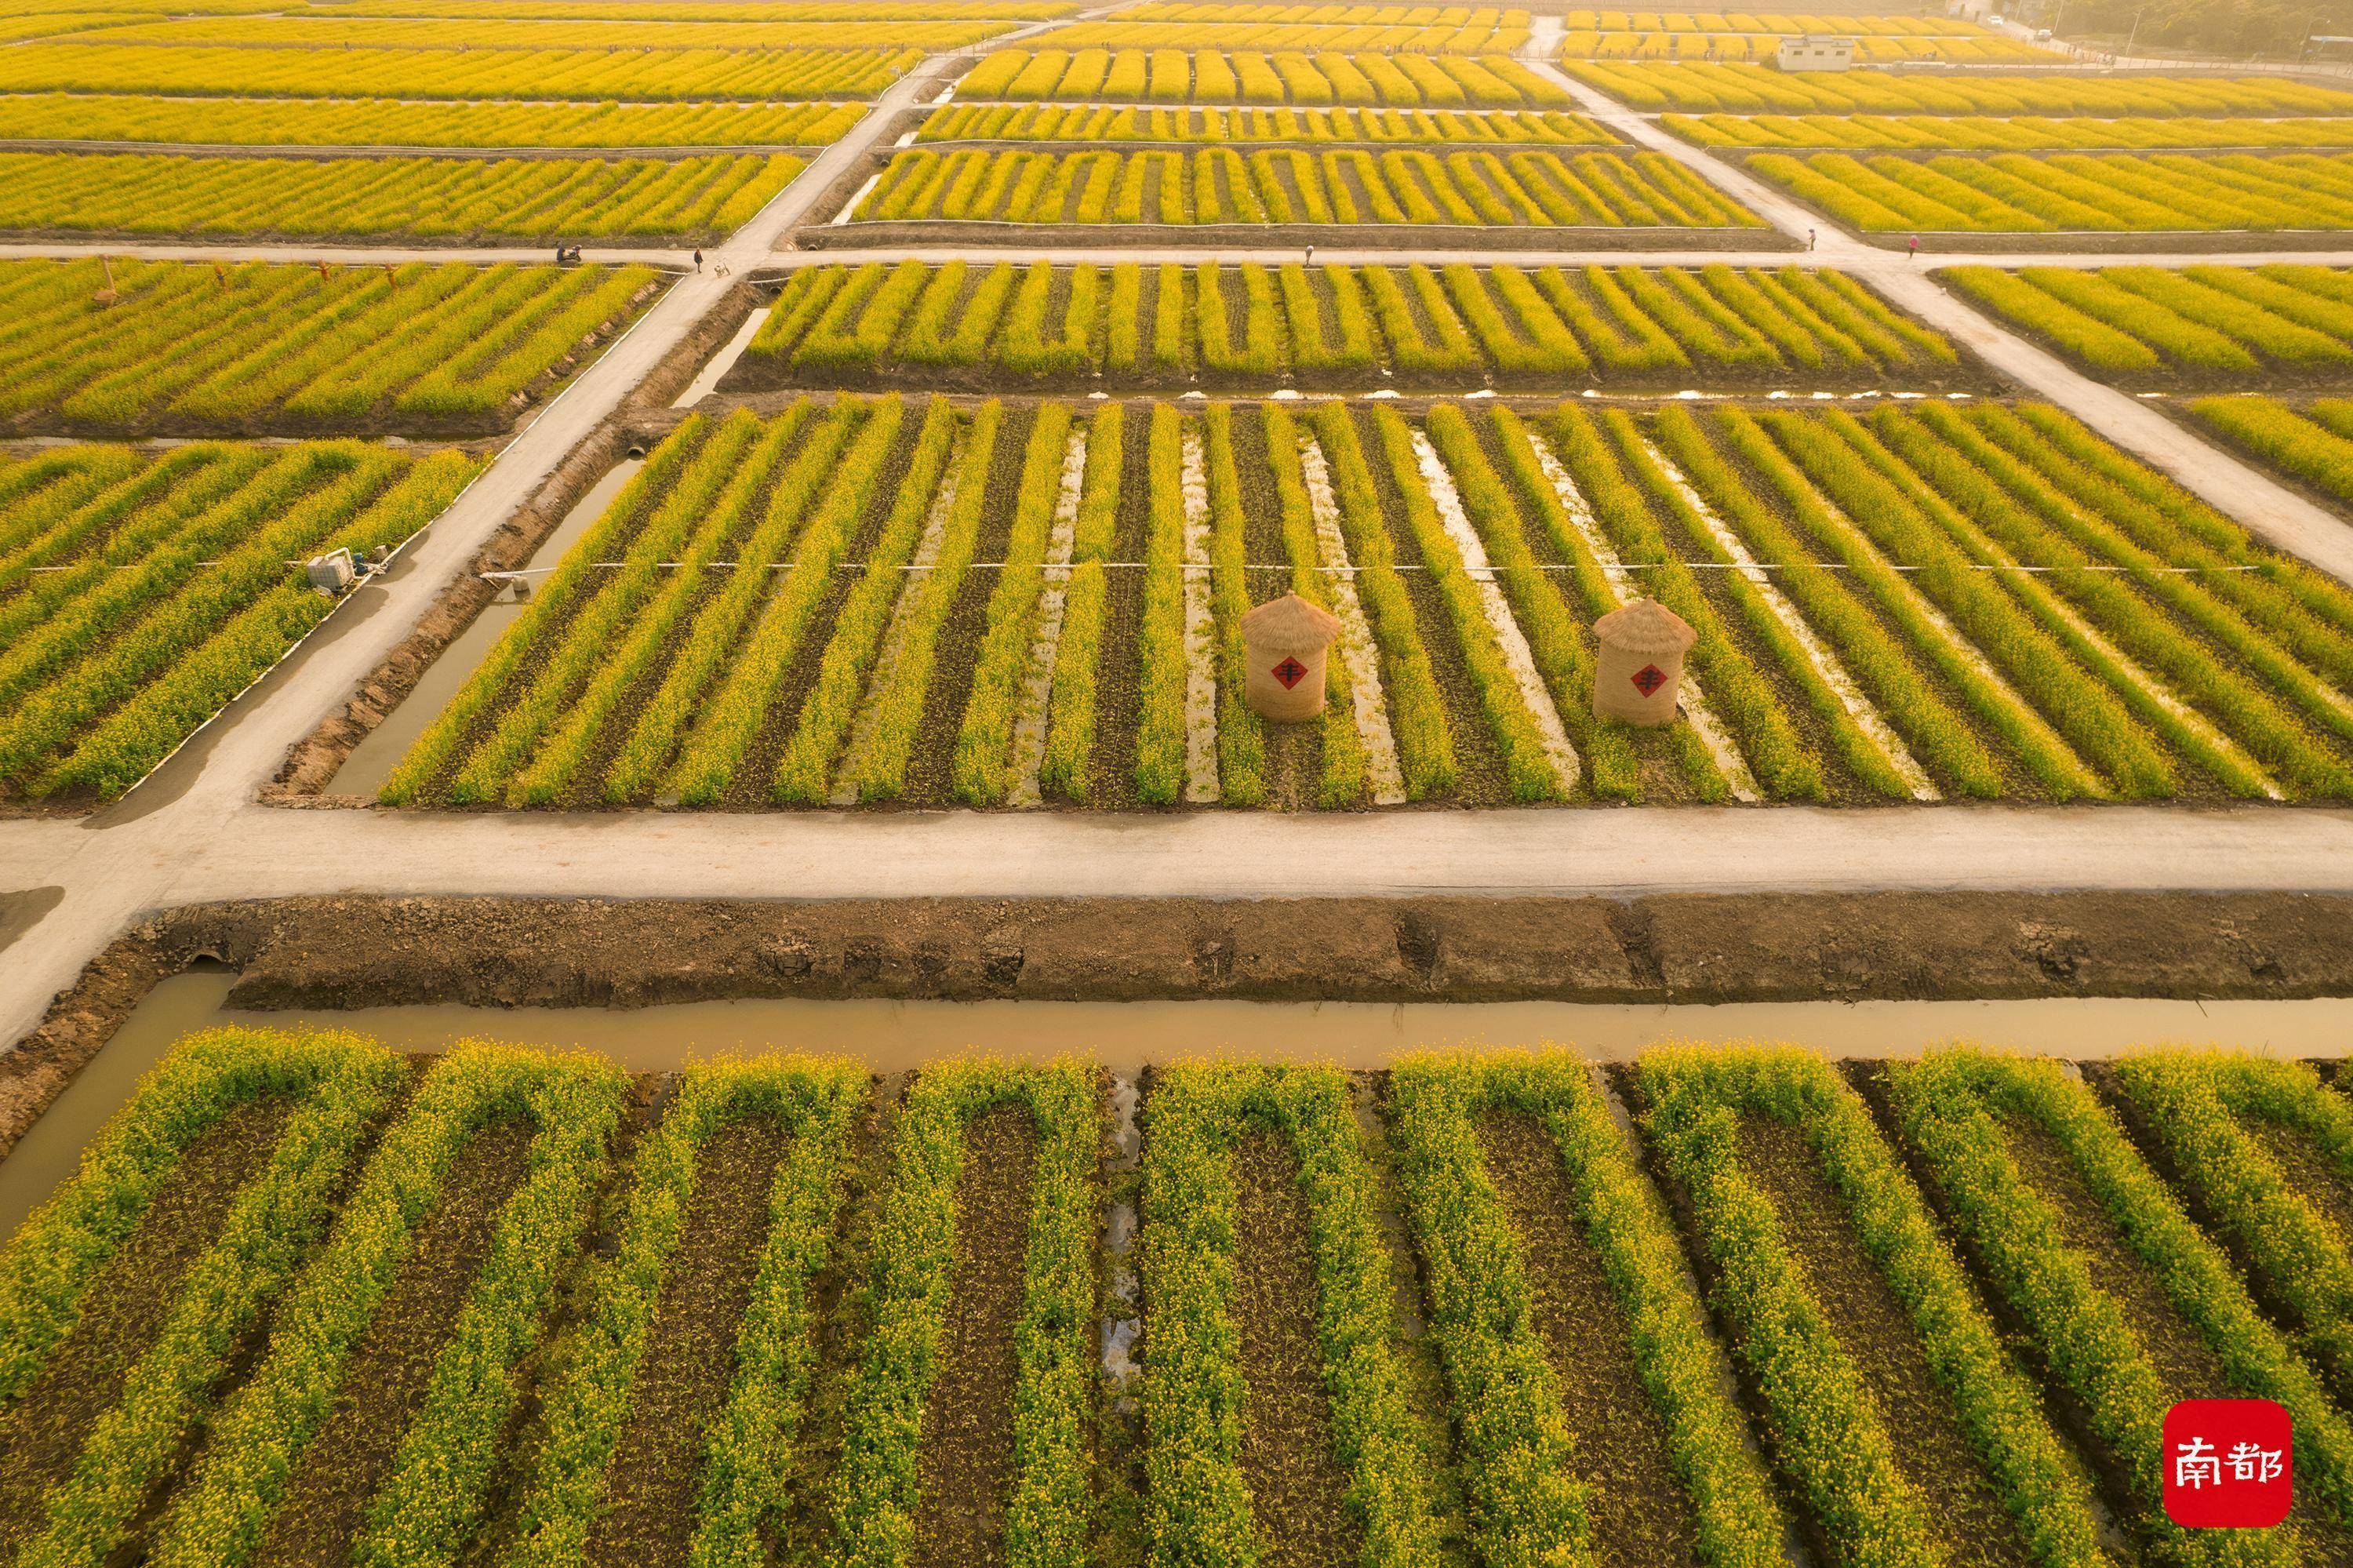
[1304,243,1314,265]
[1807,227,1816,250]
[1907,235,1919,260]
[693,249,704,273]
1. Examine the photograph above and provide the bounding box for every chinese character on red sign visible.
[2164,1400,2292,1528]
[1272,657,1307,690]
[1631,664,1667,697]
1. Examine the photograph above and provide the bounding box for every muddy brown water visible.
[329,459,642,799]
[2,969,2348,1246]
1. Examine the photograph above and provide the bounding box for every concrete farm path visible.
[9,37,2353,1051]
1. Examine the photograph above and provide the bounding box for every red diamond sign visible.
[1272,657,1307,690]
[1631,664,1667,697]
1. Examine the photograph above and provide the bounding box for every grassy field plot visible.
[372,395,2353,812]
[321,0,1071,16]
[0,92,864,147]
[1044,16,1531,50]
[1883,1050,2353,1566]
[1633,1047,2111,1568]
[1566,10,2002,35]
[504,1057,864,1568]
[846,145,1757,227]
[955,46,1569,106]
[0,441,482,805]
[916,102,1616,146]
[2098,1052,2353,1408]
[0,259,664,437]
[1669,113,2353,151]
[733,259,1962,391]
[0,1028,404,1568]
[1388,1052,1784,1568]
[826,1061,1097,1568]
[75,13,1010,45]
[13,1028,2353,1568]
[1143,1063,1446,1568]
[1560,30,2048,61]
[150,1042,625,1568]
[2191,395,2353,512]
[0,150,802,242]
[1565,61,2353,114]
[1750,150,2353,235]
[1944,265,2353,388]
[0,40,917,100]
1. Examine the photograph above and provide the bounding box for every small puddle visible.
[329,459,640,798]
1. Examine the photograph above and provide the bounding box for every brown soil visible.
[0,1097,293,1559]
[1734,1111,2034,1568]
[1227,1127,1363,1568]
[1476,1111,1704,1568]
[584,1114,794,1568]
[806,220,1795,256]
[910,1102,1040,1568]
[249,1116,536,1568]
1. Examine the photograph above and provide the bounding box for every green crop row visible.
[508,1058,863,1568]
[0,151,804,242]
[1752,150,2353,235]
[1948,264,2353,381]
[1038,402,1128,802]
[951,404,1078,802]
[0,1027,402,1568]
[0,40,917,100]
[1132,403,1191,804]
[918,102,1612,146]
[1886,1051,2353,1564]
[367,396,2353,811]
[956,45,1566,106]
[1671,111,2353,151]
[744,260,1933,387]
[331,0,1064,18]
[827,1060,1098,1568]
[851,144,1753,226]
[1562,29,2042,60]
[769,400,967,804]
[1387,1051,1783,1568]
[0,259,663,435]
[23,1024,2353,1568]
[659,400,914,806]
[2193,394,2353,515]
[2108,1052,2353,1403]
[0,442,478,803]
[149,1041,627,1568]
[1638,1047,2111,1568]
[89,13,1006,49]
[0,91,861,147]
[1141,1063,1442,1568]
[1567,60,2353,114]
[1566,9,1991,33]
[1050,16,1529,52]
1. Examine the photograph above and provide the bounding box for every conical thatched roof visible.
[1242,591,1343,650]
[1594,598,1697,656]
